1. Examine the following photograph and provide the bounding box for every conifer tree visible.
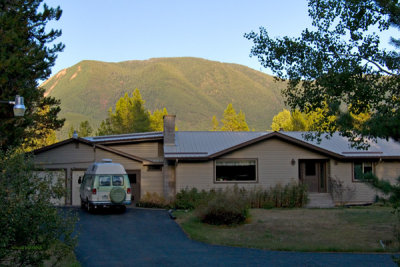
[150,108,169,131]
[97,89,163,135]
[211,116,219,131]
[69,120,93,137]
[214,103,250,131]
[0,0,65,151]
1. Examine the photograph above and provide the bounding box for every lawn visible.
[174,206,399,252]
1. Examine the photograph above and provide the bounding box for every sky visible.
[44,0,312,76]
[44,0,397,77]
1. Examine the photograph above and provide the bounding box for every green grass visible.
[174,206,399,252]
[41,57,286,139]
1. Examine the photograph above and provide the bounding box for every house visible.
[33,115,400,207]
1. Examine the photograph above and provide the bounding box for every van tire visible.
[87,200,93,213]
[110,187,126,204]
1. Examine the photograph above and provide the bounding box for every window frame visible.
[352,161,374,182]
[214,158,258,184]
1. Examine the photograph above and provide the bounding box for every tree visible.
[0,0,65,151]
[68,120,93,138]
[271,107,367,132]
[245,0,400,146]
[211,115,219,131]
[0,150,77,266]
[271,109,308,131]
[150,108,169,131]
[23,105,58,151]
[96,89,170,135]
[212,103,250,131]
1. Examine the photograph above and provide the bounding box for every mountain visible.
[41,57,286,138]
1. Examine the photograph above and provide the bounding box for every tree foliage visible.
[212,103,250,131]
[0,0,65,151]
[97,89,170,135]
[271,107,337,131]
[0,150,77,266]
[150,108,169,131]
[23,105,58,151]
[245,0,400,146]
[68,120,93,138]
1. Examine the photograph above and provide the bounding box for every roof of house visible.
[164,131,400,160]
[84,131,163,144]
[34,130,400,162]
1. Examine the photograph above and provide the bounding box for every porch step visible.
[306,193,335,208]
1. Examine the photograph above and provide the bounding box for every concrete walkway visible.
[74,208,396,267]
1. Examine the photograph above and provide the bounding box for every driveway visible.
[75,208,396,267]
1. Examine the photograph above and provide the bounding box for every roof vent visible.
[101,159,113,163]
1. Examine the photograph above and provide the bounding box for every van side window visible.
[99,175,111,186]
[112,175,124,186]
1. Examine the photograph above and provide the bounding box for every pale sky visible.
[44,0,397,77]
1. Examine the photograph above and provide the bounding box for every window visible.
[305,162,316,176]
[112,175,124,186]
[99,175,111,186]
[215,159,257,182]
[354,162,373,181]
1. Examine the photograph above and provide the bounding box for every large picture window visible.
[215,159,257,182]
[353,162,373,181]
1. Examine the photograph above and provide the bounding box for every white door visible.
[72,170,85,206]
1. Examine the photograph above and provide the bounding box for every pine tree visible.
[96,89,153,135]
[0,0,65,151]
[218,103,250,131]
[211,115,219,131]
[150,108,169,131]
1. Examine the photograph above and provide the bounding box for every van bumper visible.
[89,200,131,206]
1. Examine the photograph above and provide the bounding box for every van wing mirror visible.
[78,176,82,184]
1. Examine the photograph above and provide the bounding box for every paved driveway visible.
[75,208,396,267]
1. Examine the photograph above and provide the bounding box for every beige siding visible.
[176,162,214,192]
[176,138,328,192]
[329,160,378,204]
[35,143,95,167]
[141,166,164,196]
[109,142,160,158]
[376,161,400,184]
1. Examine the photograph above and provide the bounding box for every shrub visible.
[173,187,209,210]
[0,150,77,266]
[196,188,249,225]
[136,192,168,208]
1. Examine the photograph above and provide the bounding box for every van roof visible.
[85,161,127,175]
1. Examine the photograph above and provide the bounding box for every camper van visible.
[79,159,131,212]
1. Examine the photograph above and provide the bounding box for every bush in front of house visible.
[173,182,308,211]
[196,188,249,225]
[247,182,308,208]
[173,187,210,210]
[136,192,169,208]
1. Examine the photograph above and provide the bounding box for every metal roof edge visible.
[207,131,346,160]
[33,137,93,155]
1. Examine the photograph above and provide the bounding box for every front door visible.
[126,170,141,205]
[299,160,327,193]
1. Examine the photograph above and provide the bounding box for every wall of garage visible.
[34,140,164,206]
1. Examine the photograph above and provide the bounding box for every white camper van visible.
[79,159,131,212]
